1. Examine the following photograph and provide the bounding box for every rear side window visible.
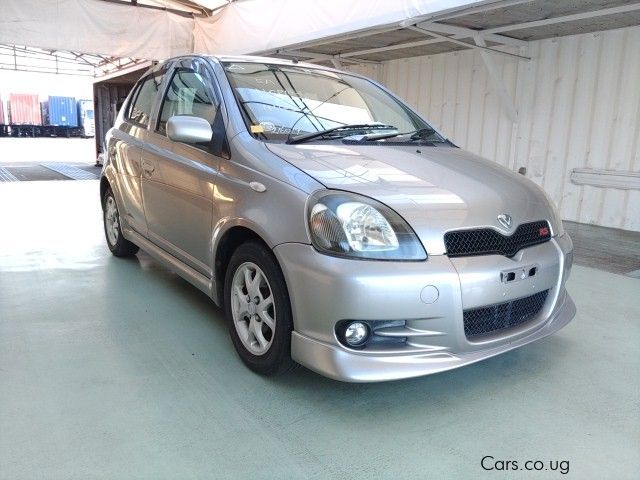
[157,70,216,135]
[128,73,165,127]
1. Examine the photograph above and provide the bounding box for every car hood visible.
[266,143,561,255]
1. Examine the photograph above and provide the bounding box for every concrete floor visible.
[0,137,101,182]
[0,180,639,480]
[0,137,96,164]
[563,221,640,277]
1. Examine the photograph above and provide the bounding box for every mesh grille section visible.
[444,220,551,257]
[463,290,549,339]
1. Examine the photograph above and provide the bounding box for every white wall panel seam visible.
[578,32,610,225]
[599,29,628,225]
[556,36,579,215]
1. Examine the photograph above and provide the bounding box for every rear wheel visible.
[102,187,139,257]
[224,241,295,376]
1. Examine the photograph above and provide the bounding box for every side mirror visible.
[167,116,213,144]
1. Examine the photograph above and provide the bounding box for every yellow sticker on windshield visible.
[250,124,265,133]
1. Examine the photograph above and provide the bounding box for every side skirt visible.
[123,227,221,306]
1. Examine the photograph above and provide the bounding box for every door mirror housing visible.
[167,116,213,144]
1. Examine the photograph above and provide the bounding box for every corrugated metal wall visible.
[347,26,640,231]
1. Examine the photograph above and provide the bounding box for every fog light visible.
[344,321,370,347]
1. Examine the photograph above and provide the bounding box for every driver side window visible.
[157,69,216,136]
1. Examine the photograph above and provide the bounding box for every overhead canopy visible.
[1,0,639,74]
[1,0,194,60]
[266,0,640,64]
[193,0,481,55]
[0,0,506,61]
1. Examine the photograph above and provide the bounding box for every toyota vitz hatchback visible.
[100,55,575,382]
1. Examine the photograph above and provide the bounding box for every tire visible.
[102,187,139,257]
[224,240,295,376]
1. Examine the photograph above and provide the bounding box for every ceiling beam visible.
[484,3,640,35]
[337,35,460,59]
[275,49,380,65]
[95,60,152,80]
[98,0,206,18]
[414,21,527,47]
[317,22,528,63]
[408,26,530,61]
[259,26,403,57]
[71,53,97,68]
[96,55,122,70]
[171,0,212,15]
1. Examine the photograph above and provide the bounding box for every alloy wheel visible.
[231,262,276,355]
[105,196,120,246]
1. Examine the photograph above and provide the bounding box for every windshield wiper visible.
[408,127,438,141]
[286,124,397,145]
[343,126,445,144]
[346,131,402,142]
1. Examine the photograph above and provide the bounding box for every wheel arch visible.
[213,221,280,308]
[99,166,119,207]
[99,176,110,205]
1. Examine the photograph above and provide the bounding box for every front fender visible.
[100,164,121,207]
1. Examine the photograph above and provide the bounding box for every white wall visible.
[348,26,640,231]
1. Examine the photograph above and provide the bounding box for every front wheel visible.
[102,187,139,257]
[224,241,295,376]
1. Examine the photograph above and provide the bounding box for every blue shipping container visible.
[46,96,78,127]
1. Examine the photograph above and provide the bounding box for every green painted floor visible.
[1,181,638,479]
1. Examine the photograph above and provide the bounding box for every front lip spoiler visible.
[291,292,576,383]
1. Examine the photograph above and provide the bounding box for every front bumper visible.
[290,292,575,382]
[274,234,575,382]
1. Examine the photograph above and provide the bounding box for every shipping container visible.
[0,95,7,136]
[77,99,95,137]
[8,93,42,125]
[43,95,78,127]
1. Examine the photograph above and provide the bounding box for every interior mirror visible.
[167,116,213,144]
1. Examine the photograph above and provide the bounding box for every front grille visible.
[463,290,549,339]
[444,220,551,257]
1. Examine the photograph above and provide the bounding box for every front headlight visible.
[307,191,427,260]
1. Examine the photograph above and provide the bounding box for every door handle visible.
[141,159,155,175]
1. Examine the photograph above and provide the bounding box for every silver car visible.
[100,55,575,382]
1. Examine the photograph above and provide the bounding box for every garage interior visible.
[1,1,639,479]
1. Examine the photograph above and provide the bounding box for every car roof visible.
[143,54,353,80]
[166,54,344,73]
[206,54,319,68]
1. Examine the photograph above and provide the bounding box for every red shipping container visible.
[9,93,42,125]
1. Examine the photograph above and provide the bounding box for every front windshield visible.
[222,61,445,143]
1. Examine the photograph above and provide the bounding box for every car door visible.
[113,70,167,237]
[140,58,222,277]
